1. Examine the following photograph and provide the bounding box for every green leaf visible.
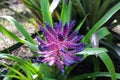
[3,63,20,80]
[0,54,38,73]
[75,14,88,30]
[0,24,39,52]
[26,41,39,52]
[21,0,43,26]
[82,2,120,43]
[91,56,100,80]
[99,53,116,80]
[91,0,101,25]
[2,64,29,80]
[0,54,43,80]
[92,56,100,72]
[61,0,72,24]
[75,48,108,56]
[98,0,111,18]
[0,24,26,43]
[0,16,35,44]
[40,0,53,27]
[96,27,110,40]
[7,55,38,74]
[0,4,39,29]
[100,40,120,61]
[2,75,21,80]
[43,77,56,80]
[74,0,85,16]
[70,72,120,80]
[39,64,52,78]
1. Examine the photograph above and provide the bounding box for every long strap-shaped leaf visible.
[96,27,110,40]
[7,55,38,74]
[75,14,88,30]
[0,54,38,74]
[76,48,108,56]
[0,4,39,29]
[2,75,21,80]
[40,0,53,27]
[0,16,35,44]
[0,24,26,43]
[0,54,43,80]
[70,72,120,80]
[2,64,29,80]
[2,63,20,80]
[99,53,116,80]
[0,24,39,52]
[75,50,116,80]
[82,2,120,43]
[61,0,72,24]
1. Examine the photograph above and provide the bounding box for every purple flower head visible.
[65,0,69,4]
[36,20,86,73]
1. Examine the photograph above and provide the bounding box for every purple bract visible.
[65,0,69,4]
[36,20,86,73]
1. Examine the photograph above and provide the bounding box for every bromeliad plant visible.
[0,0,120,80]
